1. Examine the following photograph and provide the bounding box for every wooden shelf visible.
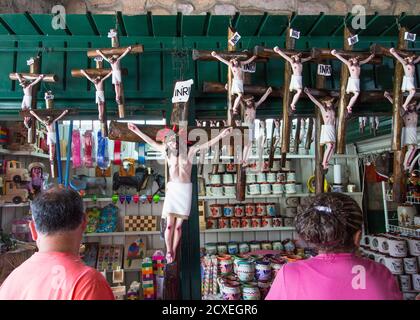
[0,149,66,161]
[199,192,363,201]
[201,227,295,233]
[0,202,30,208]
[83,231,161,237]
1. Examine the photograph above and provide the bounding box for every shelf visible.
[202,227,295,233]
[83,231,161,237]
[388,225,420,238]
[0,202,30,208]
[0,149,66,161]
[199,192,363,201]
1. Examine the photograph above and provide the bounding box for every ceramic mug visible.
[295,183,303,193]
[266,173,277,183]
[258,280,271,299]
[218,254,233,275]
[387,237,408,258]
[285,183,296,194]
[209,204,223,218]
[276,172,286,183]
[223,204,235,217]
[211,185,224,197]
[218,163,226,173]
[221,282,241,300]
[248,183,261,195]
[241,218,252,228]
[246,174,256,184]
[239,242,250,254]
[209,174,221,184]
[285,207,297,218]
[205,243,217,255]
[234,204,245,218]
[205,185,213,196]
[378,256,404,274]
[403,257,418,274]
[272,183,284,194]
[272,241,283,251]
[408,238,420,256]
[260,183,271,195]
[206,218,218,230]
[283,217,295,227]
[266,203,277,217]
[228,242,239,255]
[261,241,273,250]
[231,217,241,229]
[378,236,390,254]
[272,161,281,172]
[255,260,272,282]
[242,285,260,300]
[399,274,412,291]
[403,292,418,300]
[369,235,380,252]
[257,173,267,183]
[286,172,296,182]
[226,163,236,173]
[272,218,282,227]
[285,197,299,207]
[245,204,256,217]
[255,203,267,217]
[224,185,236,197]
[412,274,420,291]
[223,174,234,184]
[237,261,255,282]
[250,241,261,252]
[361,235,372,248]
[251,217,261,228]
[217,243,228,255]
[261,217,272,228]
[218,217,230,229]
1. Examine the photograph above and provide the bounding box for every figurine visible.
[242,87,272,165]
[211,51,257,118]
[384,91,419,171]
[96,46,132,105]
[27,162,45,196]
[305,87,336,172]
[15,73,44,128]
[128,123,232,263]
[273,47,312,111]
[331,50,375,113]
[389,48,420,110]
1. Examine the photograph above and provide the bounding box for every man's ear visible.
[353,230,362,248]
[29,220,38,241]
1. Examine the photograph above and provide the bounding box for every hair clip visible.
[313,205,332,214]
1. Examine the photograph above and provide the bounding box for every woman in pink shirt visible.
[266,193,402,300]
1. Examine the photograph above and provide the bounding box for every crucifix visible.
[9,57,58,144]
[21,109,69,178]
[72,57,126,136]
[312,30,382,156]
[87,29,143,119]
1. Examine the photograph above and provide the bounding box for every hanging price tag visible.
[289,29,300,39]
[172,79,194,103]
[27,58,35,66]
[108,29,118,38]
[347,34,359,46]
[317,64,332,76]
[228,32,241,46]
[404,32,416,42]
[94,56,104,62]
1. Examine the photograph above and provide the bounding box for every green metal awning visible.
[0,13,419,142]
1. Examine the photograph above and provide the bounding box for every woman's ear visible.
[29,220,38,241]
[353,230,362,248]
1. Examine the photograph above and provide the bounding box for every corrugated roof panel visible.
[152,15,177,37]
[259,15,289,36]
[291,15,320,36]
[306,15,342,36]
[65,14,96,36]
[207,15,231,36]
[92,14,119,36]
[182,15,207,36]
[122,15,149,36]
[235,15,264,36]
[31,14,68,36]
[0,14,39,35]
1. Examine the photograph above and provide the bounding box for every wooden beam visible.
[370,43,417,59]
[336,27,352,155]
[280,27,295,167]
[87,44,143,58]
[9,73,58,82]
[293,117,301,154]
[305,118,314,151]
[315,70,327,194]
[192,49,254,61]
[392,27,408,204]
[71,68,127,78]
[254,45,311,60]
[311,48,382,64]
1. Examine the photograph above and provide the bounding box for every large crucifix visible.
[9,57,58,144]
[87,29,143,119]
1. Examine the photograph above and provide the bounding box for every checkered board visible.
[124,215,160,232]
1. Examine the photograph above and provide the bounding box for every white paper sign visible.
[27,58,34,66]
[94,56,104,62]
[290,29,300,39]
[242,61,256,73]
[108,29,117,38]
[45,94,54,100]
[347,35,359,46]
[172,79,194,103]
[317,64,332,76]
[228,32,241,46]
[404,32,416,42]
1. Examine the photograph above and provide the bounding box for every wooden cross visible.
[9,57,58,144]
[87,29,143,119]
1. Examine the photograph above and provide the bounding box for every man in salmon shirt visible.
[0,187,114,300]
[266,193,402,300]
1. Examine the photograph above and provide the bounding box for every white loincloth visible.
[402,76,415,92]
[402,126,417,146]
[346,77,360,93]
[162,181,193,220]
[112,70,122,84]
[320,124,336,145]
[289,75,303,91]
[96,90,105,104]
[231,78,244,94]
[47,131,56,146]
[22,95,32,109]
